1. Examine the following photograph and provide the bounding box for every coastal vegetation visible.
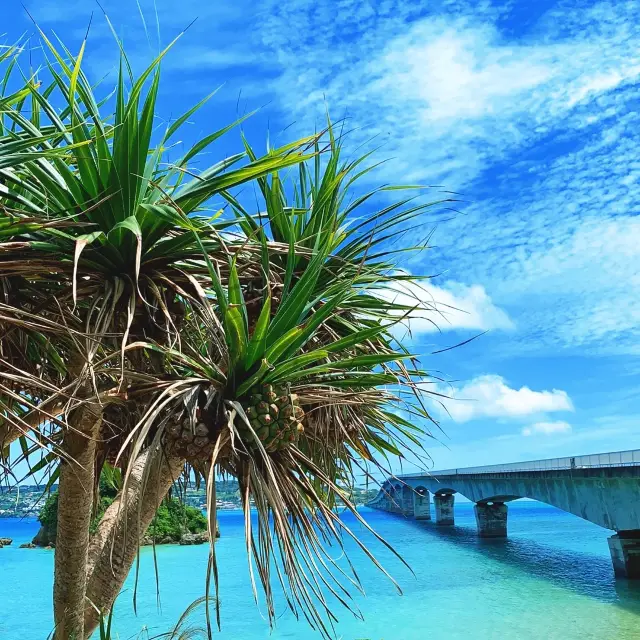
[33,465,209,547]
[0,23,442,640]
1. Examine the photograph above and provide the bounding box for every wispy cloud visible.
[22,1,274,95]
[436,374,574,423]
[522,421,572,437]
[257,0,640,354]
[260,1,640,185]
[414,416,640,472]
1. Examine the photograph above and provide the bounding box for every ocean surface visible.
[1,501,640,639]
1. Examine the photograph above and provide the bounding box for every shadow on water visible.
[401,515,640,618]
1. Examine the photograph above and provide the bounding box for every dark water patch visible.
[394,508,640,618]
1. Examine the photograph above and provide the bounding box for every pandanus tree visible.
[0,29,444,640]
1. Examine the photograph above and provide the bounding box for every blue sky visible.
[4,0,640,475]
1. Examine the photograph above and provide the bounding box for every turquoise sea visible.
[1,501,640,639]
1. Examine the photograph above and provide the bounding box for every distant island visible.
[30,487,212,548]
[0,481,379,519]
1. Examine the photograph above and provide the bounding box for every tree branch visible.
[0,402,65,453]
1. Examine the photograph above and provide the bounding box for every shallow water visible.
[1,501,640,639]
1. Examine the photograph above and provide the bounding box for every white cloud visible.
[522,421,572,437]
[374,22,553,123]
[438,375,574,423]
[379,278,513,334]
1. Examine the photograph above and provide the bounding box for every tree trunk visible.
[83,445,185,638]
[53,401,102,640]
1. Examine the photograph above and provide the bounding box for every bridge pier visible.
[608,532,640,579]
[474,501,508,538]
[434,493,455,525]
[401,486,414,516]
[381,486,401,514]
[413,488,431,520]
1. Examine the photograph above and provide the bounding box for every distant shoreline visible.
[0,485,377,519]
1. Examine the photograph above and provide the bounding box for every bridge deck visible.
[400,448,640,478]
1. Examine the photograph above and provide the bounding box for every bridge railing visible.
[400,448,640,477]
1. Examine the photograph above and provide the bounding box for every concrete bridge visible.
[368,449,640,579]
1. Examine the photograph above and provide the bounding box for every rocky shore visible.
[28,520,220,549]
[140,529,219,546]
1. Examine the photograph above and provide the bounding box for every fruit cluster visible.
[241,384,305,452]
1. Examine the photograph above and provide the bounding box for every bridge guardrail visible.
[399,448,640,478]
